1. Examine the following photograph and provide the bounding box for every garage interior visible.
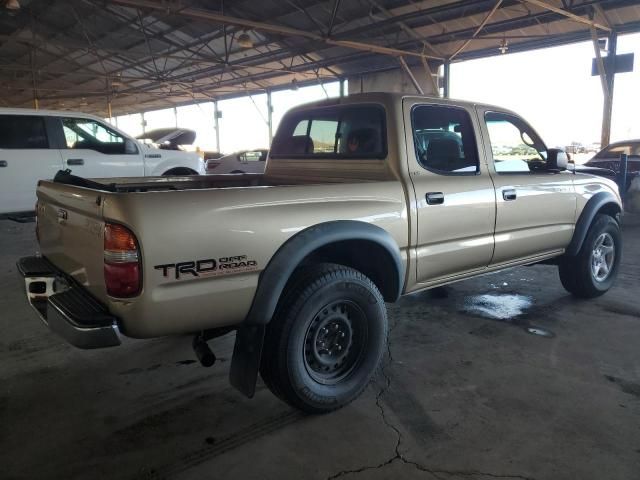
[2,1,640,479]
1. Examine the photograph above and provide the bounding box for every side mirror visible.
[547,148,568,172]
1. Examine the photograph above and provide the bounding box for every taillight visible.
[104,223,141,297]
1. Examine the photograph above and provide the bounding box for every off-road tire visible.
[559,214,621,298]
[260,263,387,413]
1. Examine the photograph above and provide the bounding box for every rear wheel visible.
[559,214,621,298]
[162,167,197,176]
[260,263,387,413]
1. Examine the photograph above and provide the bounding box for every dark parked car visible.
[585,140,640,173]
[583,140,640,193]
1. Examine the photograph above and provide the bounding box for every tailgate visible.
[36,181,107,301]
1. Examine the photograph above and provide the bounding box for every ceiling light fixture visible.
[499,38,509,54]
[5,0,20,11]
[238,32,253,49]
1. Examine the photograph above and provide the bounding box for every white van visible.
[0,109,205,217]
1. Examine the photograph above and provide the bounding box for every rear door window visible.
[270,104,386,159]
[0,115,49,149]
[411,105,479,174]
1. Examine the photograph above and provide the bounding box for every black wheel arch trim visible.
[162,167,198,175]
[565,191,621,256]
[230,220,404,398]
[246,219,404,326]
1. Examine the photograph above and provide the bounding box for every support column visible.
[30,49,38,110]
[442,60,451,98]
[339,78,345,97]
[213,100,221,153]
[141,112,146,134]
[601,31,617,148]
[267,90,273,144]
[173,107,178,128]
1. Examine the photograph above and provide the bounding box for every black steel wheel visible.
[260,263,387,413]
[303,300,367,385]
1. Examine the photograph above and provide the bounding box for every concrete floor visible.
[1,217,639,480]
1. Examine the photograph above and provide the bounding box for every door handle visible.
[67,158,84,166]
[426,192,444,205]
[502,188,517,201]
[0,160,7,167]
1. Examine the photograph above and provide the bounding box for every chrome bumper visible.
[17,256,121,349]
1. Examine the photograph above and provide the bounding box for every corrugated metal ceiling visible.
[0,0,638,115]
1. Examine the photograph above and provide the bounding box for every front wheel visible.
[559,214,622,298]
[260,263,387,413]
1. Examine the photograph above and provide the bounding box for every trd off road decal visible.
[154,255,258,280]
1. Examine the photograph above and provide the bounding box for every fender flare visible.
[230,220,405,398]
[565,191,621,256]
[246,220,404,326]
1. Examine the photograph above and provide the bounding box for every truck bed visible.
[53,171,292,193]
[36,168,407,338]
[53,156,394,193]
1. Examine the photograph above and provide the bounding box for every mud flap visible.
[229,324,266,398]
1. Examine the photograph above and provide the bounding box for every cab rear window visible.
[270,104,386,159]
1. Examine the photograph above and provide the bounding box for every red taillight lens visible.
[104,262,140,297]
[104,223,141,297]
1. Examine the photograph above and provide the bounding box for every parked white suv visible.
[0,109,205,216]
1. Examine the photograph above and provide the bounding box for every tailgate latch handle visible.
[67,158,84,166]
[0,160,7,167]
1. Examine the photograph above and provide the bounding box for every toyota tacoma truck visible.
[18,93,623,413]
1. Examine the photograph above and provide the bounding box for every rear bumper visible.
[17,256,121,349]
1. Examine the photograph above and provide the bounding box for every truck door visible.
[0,114,63,215]
[403,99,496,285]
[57,116,144,178]
[477,108,576,265]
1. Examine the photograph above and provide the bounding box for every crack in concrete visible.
[326,317,536,480]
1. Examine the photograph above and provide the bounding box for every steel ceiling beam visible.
[521,0,612,31]
[95,0,630,106]
[107,0,443,60]
[449,0,504,61]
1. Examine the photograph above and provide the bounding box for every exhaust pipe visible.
[193,335,216,367]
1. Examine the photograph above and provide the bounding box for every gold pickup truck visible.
[18,93,622,413]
